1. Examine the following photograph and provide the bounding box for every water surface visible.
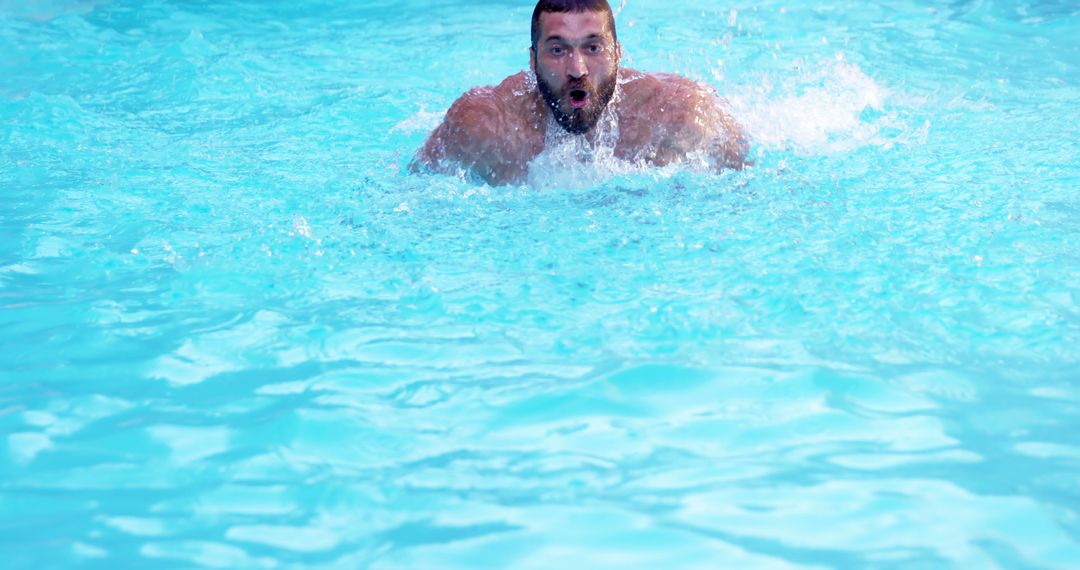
[2,0,1079,568]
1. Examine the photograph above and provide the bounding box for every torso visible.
[417,68,743,185]
[492,68,717,169]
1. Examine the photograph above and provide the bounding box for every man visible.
[413,0,748,186]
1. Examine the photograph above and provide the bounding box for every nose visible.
[567,51,587,79]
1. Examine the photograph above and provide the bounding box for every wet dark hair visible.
[531,0,618,51]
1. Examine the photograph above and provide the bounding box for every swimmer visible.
[412,0,749,185]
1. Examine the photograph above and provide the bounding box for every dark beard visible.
[536,72,618,135]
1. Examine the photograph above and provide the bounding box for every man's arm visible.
[703,93,750,170]
[653,77,749,170]
[411,88,522,185]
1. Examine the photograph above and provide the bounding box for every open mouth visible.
[568,89,590,109]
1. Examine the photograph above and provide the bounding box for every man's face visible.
[531,11,620,135]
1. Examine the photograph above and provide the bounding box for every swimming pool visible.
[2,0,1078,567]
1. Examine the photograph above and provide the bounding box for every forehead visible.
[538,11,613,41]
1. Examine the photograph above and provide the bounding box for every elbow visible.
[708,131,751,171]
[717,121,751,170]
[411,123,451,175]
[409,147,434,174]
[731,136,752,169]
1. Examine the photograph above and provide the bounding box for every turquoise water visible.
[2,0,1079,567]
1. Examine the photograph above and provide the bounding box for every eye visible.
[588,44,604,54]
[549,46,565,56]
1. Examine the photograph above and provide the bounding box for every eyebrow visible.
[543,34,606,44]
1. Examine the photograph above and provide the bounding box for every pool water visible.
[2,0,1079,567]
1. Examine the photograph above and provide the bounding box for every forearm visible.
[710,126,750,170]
[706,107,750,170]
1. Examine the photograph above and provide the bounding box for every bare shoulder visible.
[414,77,511,166]
[443,85,507,139]
[621,71,721,122]
[442,73,533,135]
[413,72,541,184]
[617,69,748,168]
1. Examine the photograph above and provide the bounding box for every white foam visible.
[527,93,631,189]
[408,56,908,188]
[391,108,445,134]
[727,55,903,154]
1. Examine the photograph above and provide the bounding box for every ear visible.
[529,47,536,74]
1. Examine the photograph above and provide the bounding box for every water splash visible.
[391,108,444,134]
[398,55,912,188]
[614,0,628,18]
[526,81,631,188]
[727,54,913,154]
